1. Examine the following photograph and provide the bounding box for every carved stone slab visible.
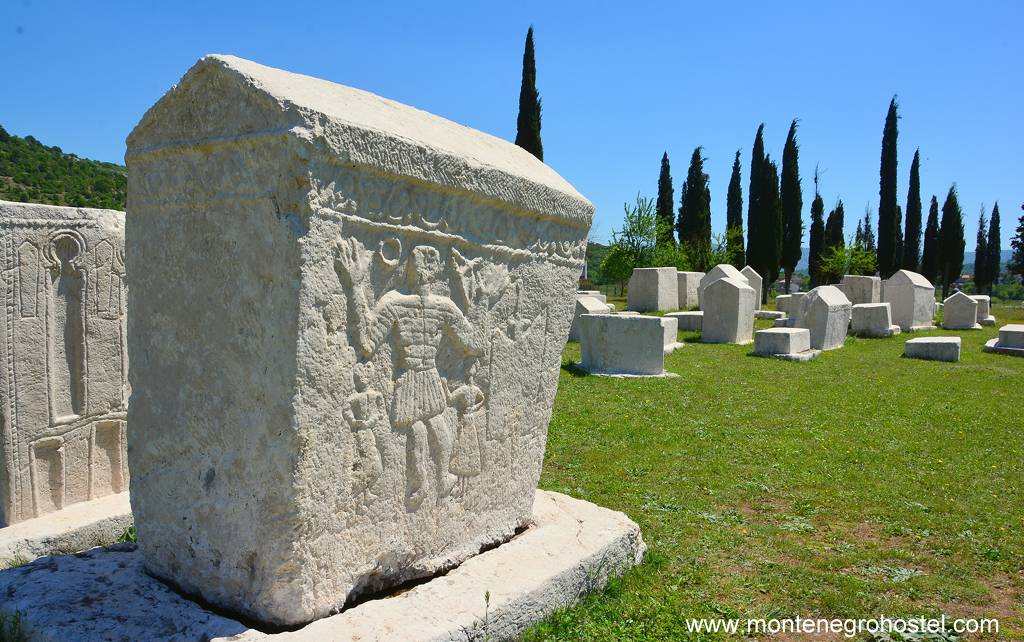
[125,55,594,626]
[0,201,128,528]
[883,269,936,331]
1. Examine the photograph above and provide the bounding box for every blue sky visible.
[2,1,1020,248]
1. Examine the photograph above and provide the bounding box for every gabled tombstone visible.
[697,264,747,309]
[740,266,763,310]
[701,277,756,344]
[794,285,852,350]
[882,269,936,331]
[942,291,980,330]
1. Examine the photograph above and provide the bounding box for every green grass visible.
[527,301,1024,640]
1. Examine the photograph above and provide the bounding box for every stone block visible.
[755,310,786,320]
[838,274,881,304]
[740,266,763,309]
[0,201,129,528]
[701,277,756,344]
[984,324,1024,356]
[577,290,607,304]
[942,291,980,330]
[569,296,611,342]
[775,294,793,315]
[850,303,900,337]
[125,55,594,625]
[793,285,851,350]
[627,267,678,312]
[676,271,704,309]
[905,336,961,362]
[665,310,703,332]
[883,269,936,331]
[659,316,684,353]
[697,264,747,309]
[753,327,820,361]
[970,295,996,326]
[579,314,670,376]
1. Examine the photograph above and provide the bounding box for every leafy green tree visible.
[655,152,675,250]
[808,178,826,287]
[514,26,543,161]
[726,150,744,267]
[938,185,965,298]
[902,149,923,270]
[985,203,1001,293]
[973,209,989,293]
[1009,204,1024,281]
[878,97,900,277]
[678,146,712,268]
[820,245,878,284]
[745,124,765,267]
[920,196,941,284]
[825,200,846,251]
[780,119,803,293]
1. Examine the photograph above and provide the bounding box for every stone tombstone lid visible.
[125,56,594,626]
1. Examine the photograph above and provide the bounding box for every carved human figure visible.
[335,241,483,508]
[448,359,485,496]
[342,362,385,504]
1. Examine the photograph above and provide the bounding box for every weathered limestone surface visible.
[577,290,607,304]
[793,286,851,350]
[0,201,129,528]
[125,55,594,625]
[627,267,678,312]
[0,491,645,642]
[740,266,763,309]
[753,328,819,362]
[701,277,755,344]
[838,275,881,304]
[569,296,611,342]
[883,270,936,331]
[905,336,961,362]
[676,271,703,309]
[970,295,996,326]
[579,314,670,376]
[755,310,785,320]
[659,316,684,354]
[697,264,747,309]
[850,303,900,338]
[775,294,793,315]
[665,310,703,332]
[984,325,1024,356]
[942,291,980,330]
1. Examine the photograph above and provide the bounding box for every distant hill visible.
[0,125,126,210]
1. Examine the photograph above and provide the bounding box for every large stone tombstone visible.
[627,267,677,312]
[794,285,851,350]
[883,270,936,331]
[701,277,755,344]
[0,201,128,527]
[740,266,763,310]
[579,314,671,376]
[697,264,747,309]
[942,291,980,330]
[838,274,881,304]
[125,56,594,625]
[676,271,703,309]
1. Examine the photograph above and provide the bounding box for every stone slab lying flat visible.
[983,338,1024,357]
[0,490,645,642]
[904,336,961,362]
[983,324,1024,356]
[754,310,786,320]
[0,492,131,566]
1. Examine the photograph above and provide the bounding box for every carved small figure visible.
[342,362,385,504]
[448,360,485,496]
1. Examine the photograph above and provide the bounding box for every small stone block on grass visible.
[983,324,1024,357]
[941,291,981,330]
[850,303,900,338]
[753,328,820,362]
[755,310,786,320]
[904,336,961,362]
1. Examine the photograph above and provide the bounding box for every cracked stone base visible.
[0,492,131,566]
[0,491,644,642]
[984,338,1024,357]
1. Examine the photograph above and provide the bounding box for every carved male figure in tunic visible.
[335,241,483,508]
[342,362,385,505]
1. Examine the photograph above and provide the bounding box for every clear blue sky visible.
[2,1,1020,248]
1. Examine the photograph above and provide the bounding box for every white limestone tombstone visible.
[775,294,793,315]
[740,266,763,310]
[883,270,937,331]
[579,314,670,376]
[701,277,756,344]
[125,55,594,626]
[576,290,607,304]
[942,291,980,330]
[569,296,611,342]
[969,295,996,326]
[665,310,703,332]
[984,324,1024,356]
[676,271,704,309]
[850,303,900,337]
[838,274,881,304]
[905,337,961,362]
[697,264,747,309]
[627,267,678,312]
[794,285,851,351]
[753,327,819,361]
[0,201,129,527]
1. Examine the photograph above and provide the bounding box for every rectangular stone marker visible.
[0,201,128,527]
[984,325,1024,356]
[576,290,607,304]
[838,274,881,304]
[883,270,936,331]
[659,316,683,353]
[850,303,900,337]
[753,327,818,361]
[701,277,755,344]
[775,294,793,315]
[969,295,996,326]
[579,314,669,376]
[942,291,980,330]
[665,310,703,332]
[740,266,763,310]
[905,336,961,362]
[627,267,677,312]
[125,55,594,626]
[676,271,703,309]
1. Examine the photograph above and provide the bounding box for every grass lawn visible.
[527,300,1024,641]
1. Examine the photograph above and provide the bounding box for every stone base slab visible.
[851,325,902,338]
[980,316,996,327]
[904,324,938,332]
[754,310,786,320]
[753,349,821,362]
[983,338,1024,357]
[0,492,131,566]
[905,336,961,362]
[0,491,645,642]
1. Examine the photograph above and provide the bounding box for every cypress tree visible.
[726,150,744,267]
[878,97,900,277]
[855,219,864,248]
[514,26,543,161]
[895,205,904,267]
[752,156,782,302]
[780,120,803,293]
[985,203,1001,293]
[808,187,826,287]
[746,124,765,267]
[938,185,965,298]
[655,152,675,249]
[1009,204,1024,280]
[825,200,846,250]
[902,149,923,270]
[678,146,712,263]
[920,195,941,283]
[974,209,989,292]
